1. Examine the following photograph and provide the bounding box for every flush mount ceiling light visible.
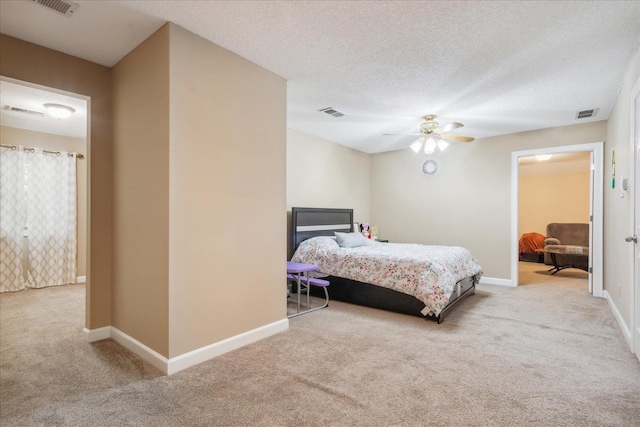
[535,154,552,161]
[44,103,76,119]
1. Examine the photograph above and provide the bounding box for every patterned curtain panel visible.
[0,148,27,292]
[24,149,77,288]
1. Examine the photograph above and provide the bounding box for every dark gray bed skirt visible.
[308,275,478,324]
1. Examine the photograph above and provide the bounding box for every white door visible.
[632,79,640,362]
[588,151,594,294]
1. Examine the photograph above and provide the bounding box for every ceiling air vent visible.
[576,108,599,119]
[31,0,79,17]
[319,107,344,118]
[3,106,45,117]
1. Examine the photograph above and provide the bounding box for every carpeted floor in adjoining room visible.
[1,265,639,426]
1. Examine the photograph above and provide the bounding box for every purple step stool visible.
[286,274,330,317]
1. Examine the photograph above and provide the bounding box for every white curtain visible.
[0,147,77,292]
[0,148,27,292]
[24,149,77,288]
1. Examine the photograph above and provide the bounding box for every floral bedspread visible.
[291,237,483,316]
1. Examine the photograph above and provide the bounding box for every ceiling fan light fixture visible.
[423,137,437,154]
[410,139,423,153]
[402,115,474,153]
[44,103,75,119]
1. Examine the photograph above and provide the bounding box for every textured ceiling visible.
[1,1,638,152]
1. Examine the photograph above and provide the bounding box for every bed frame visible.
[291,207,477,323]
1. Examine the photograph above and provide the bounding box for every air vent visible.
[4,106,45,117]
[576,108,599,119]
[319,107,344,118]
[31,0,79,17]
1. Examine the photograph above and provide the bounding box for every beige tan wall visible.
[287,128,371,255]
[0,126,88,277]
[604,47,640,327]
[111,26,170,355]
[167,24,287,357]
[0,34,112,329]
[371,121,606,279]
[518,171,590,236]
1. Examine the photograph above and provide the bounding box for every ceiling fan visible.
[385,115,474,154]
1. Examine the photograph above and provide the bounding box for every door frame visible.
[630,76,639,359]
[0,75,91,317]
[510,142,604,295]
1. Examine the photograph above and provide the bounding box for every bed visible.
[290,207,483,323]
[518,232,546,263]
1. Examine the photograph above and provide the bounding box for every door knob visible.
[625,235,638,243]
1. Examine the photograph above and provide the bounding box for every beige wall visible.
[112,26,170,355]
[110,23,287,358]
[0,126,88,277]
[371,121,607,279]
[286,128,371,255]
[167,24,286,357]
[604,47,640,327]
[0,34,112,329]
[519,171,590,236]
[3,24,286,362]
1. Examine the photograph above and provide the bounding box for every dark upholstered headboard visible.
[291,207,353,251]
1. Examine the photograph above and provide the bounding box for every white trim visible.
[81,319,289,375]
[510,142,604,297]
[110,327,169,374]
[167,318,289,375]
[479,276,514,287]
[83,326,110,342]
[629,76,640,356]
[76,276,86,283]
[604,290,632,347]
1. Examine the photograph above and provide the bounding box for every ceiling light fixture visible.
[44,103,75,119]
[410,135,449,155]
[535,154,552,161]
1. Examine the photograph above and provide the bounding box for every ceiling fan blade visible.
[438,122,463,133]
[383,133,422,136]
[441,133,474,143]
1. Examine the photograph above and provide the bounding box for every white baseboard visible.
[603,290,631,347]
[110,327,169,374]
[83,326,110,342]
[82,318,290,375]
[479,276,514,287]
[76,276,86,283]
[167,318,289,375]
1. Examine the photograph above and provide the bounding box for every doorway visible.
[0,76,89,299]
[510,142,604,294]
[517,152,591,289]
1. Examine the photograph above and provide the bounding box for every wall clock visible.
[421,158,441,179]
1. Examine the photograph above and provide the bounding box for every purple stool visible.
[285,271,330,317]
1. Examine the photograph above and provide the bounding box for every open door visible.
[588,151,594,294]
[635,168,639,364]
[632,78,640,362]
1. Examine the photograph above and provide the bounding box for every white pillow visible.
[334,232,371,248]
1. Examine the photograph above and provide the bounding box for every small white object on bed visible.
[291,236,483,317]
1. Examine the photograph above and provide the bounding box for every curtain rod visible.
[0,144,85,159]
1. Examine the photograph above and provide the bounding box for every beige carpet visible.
[1,263,639,426]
